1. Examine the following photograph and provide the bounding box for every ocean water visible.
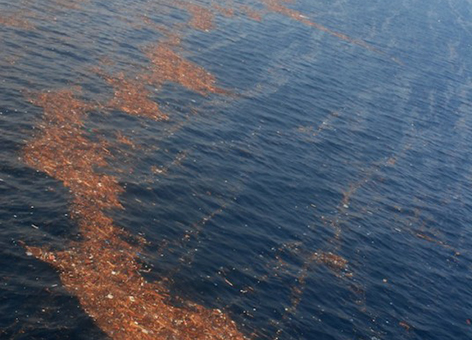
[1,0,472,339]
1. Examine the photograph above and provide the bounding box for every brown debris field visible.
[14,0,399,338]
[239,5,263,22]
[102,72,169,121]
[213,4,235,18]
[143,42,227,96]
[177,1,215,31]
[0,13,34,30]
[23,89,245,340]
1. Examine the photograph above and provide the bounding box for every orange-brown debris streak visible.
[0,13,35,30]
[213,3,235,18]
[103,72,168,121]
[116,132,137,149]
[23,90,123,214]
[240,5,263,22]
[177,1,215,31]
[272,248,350,339]
[262,0,381,54]
[144,43,227,96]
[23,89,246,340]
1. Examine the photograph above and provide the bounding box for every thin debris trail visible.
[270,247,351,339]
[23,89,245,340]
[271,119,417,338]
[261,0,402,64]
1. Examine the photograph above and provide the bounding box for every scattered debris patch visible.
[143,42,228,96]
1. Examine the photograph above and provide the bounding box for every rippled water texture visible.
[1,0,472,339]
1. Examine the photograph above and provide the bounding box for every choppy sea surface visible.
[1,0,472,339]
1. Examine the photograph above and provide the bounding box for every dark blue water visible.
[1,0,472,339]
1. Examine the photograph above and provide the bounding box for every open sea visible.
[1,0,472,339]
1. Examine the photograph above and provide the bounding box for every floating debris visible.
[12,1,403,338]
[115,132,137,149]
[399,320,411,331]
[143,42,228,96]
[102,72,168,121]
[151,150,188,176]
[49,0,89,10]
[314,251,349,272]
[140,16,183,47]
[239,5,263,22]
[23,89,245,340]
[415,230,460,255]
[0,13,34,30]
[23,90,123,216]
[176,1,215,31]
[270,244,353,339]
[261,0,383,55]
[213,3,235,18]
[297,110,340,140]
